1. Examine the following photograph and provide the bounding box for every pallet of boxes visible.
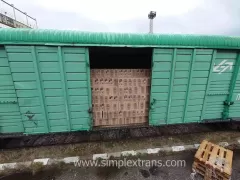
[193,140,233,180]
[91,69,150,127]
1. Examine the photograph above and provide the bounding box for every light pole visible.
[24,12,28,26]
[148,11,156,34]
[11,4,16,20]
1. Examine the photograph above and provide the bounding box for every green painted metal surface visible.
[0,47,23,133]
[1,39,240,134]
[1,45,91,134]
[0,29,240,49]
[203,51,238,120]
[150,48,240,125]
[228,54,240,119]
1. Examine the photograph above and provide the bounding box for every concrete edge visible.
[0,139,239,171]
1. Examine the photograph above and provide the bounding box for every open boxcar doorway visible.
[89,47,152,127]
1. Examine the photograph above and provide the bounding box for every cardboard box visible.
[91,68,150,127]
[123,111,128,118]
[111,118,119,126]
[94,69,101,77]
[118,79,124,87]
[123,87,129,95]
[128,87,133,95]
[111,102,118,111]
[123,79,128,87]
[99,96,104,104]
[127,69,132,77]
[118,111,123,118]
[136,110,145,117]
[124,117,130,124]
[92,78,100,86]
[138,101,146,110]
[119,118,124,125]
[109,69,116,78]
[93,104,99,111]
[132,79,137,86]
[119,103,124,111]
[92,96,99,104]
[132,110,137,117]
[146,86,150,95]
[93,111,103,120]
[103,69,110,77]
[119,88,124,96]
[126,102,131,110]
[104,103,111,111]
[102,111,108,119]
[113,87,118,96]
[133,87,138,95]
[114,79,118,86]
[104,96,109,103]
[137,78,142,87]
[108,111,118,119]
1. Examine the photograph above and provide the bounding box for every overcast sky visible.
[1,0,240,35]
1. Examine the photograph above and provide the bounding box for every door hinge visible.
[88,107,92,113]
[150,98,156,110]
[86,61,90,67]
[223,100,234,106]
[152,62,154,68]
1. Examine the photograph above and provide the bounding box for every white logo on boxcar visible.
[213,60,233,74]
[236,94,240,101]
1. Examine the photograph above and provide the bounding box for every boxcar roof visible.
[0,29,240,49]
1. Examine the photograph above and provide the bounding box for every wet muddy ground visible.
[1,150,240,180]
[1,131,240,164]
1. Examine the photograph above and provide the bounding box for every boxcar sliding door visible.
[5,46,92,134]
[149,48,240,125]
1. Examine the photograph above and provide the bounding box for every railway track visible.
[0,122,239,149]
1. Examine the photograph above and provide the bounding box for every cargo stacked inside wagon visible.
[89,47,152,127]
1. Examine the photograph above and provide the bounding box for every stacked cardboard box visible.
[91,69,150,127]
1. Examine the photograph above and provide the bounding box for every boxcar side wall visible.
[0,45,92,134]
[1,45,240,135]
[150,48,240,125]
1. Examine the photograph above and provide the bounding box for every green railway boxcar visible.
[0,29,240,135]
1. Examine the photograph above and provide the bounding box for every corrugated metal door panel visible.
[150,48,216,125]
[5,46,92,134]
[5,45,48,134]
[35,46,91,132]
[201,50,238,120]
[0,47,23,133]
[229,54,240,119]
[61,47,92,131]
[149,48,173,125]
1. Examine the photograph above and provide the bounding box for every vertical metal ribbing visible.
[149,48,155,125]
[4,45,24,132]
[58,46,71,131]
[182,49,196,123]
[166,48,177,124]
[85,48,93,129]
[200,50,217,121]
[222,52,240,119]
[227,53,240,103]
[31,46,49,133]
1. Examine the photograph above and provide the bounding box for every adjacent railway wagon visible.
[1,29,240,135]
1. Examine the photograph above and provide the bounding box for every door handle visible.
[150,98,156,110]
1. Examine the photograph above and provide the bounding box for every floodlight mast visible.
[148,11,156,34]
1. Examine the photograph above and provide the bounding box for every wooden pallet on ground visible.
[192,140,233,180]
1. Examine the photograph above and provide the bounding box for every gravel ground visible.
[1,131,240,163]
[1,150,240,180]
